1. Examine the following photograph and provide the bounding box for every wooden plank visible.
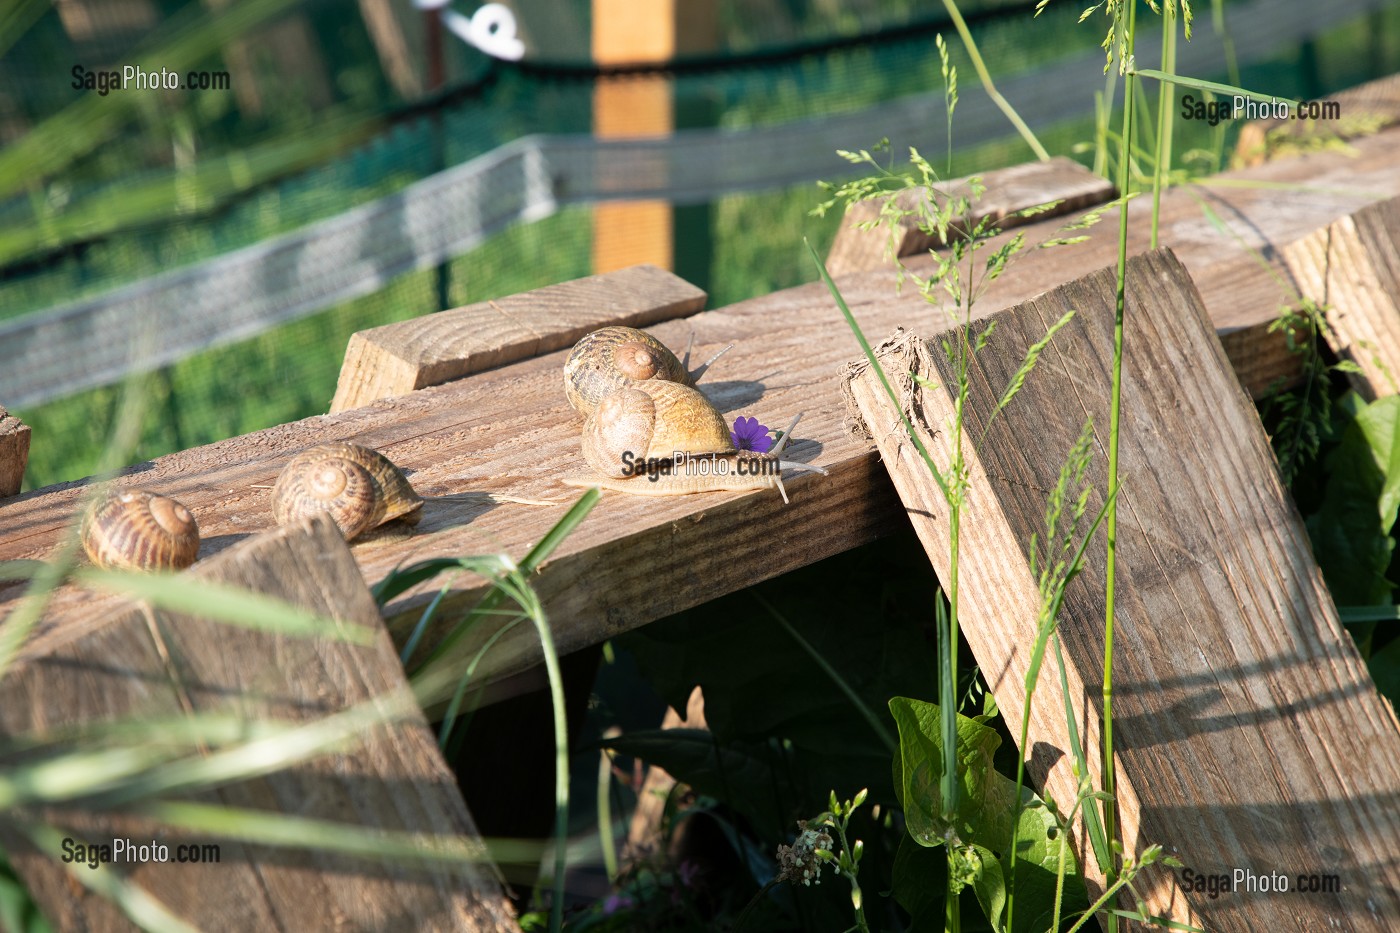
[1235,72,1400,167]
[926,122,1400,397]
[824,156,1116,276]
[330,263,706,413]
[844,249,1400,930]
[0,515,517,931]
[0,405,29,497]
[1283,195,1400,399]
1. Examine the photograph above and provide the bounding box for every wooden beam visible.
[0,405,29,497]
[824,157,1115,276]
[1234,72,1400,168]
[330,264,706,413]
[0,515,517,931]
[843,249,1400,929]
[1283,195,1400,399]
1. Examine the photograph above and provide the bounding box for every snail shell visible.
[581,381,733,478]
[81,488,200,571]
[271,442,422,541]
[571,383,828,503]
[564,326,729,415]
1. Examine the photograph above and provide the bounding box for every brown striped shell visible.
[271,442,422,541]
[581,381,734,478]
[564,327,695,415]
[81,488,200,571]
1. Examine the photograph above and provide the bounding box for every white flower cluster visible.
[776,821,833,887]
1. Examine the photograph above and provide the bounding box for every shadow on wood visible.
[843,249,1400,930]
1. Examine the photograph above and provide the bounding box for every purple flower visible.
[731,416,773,453]
[601,893,635,916]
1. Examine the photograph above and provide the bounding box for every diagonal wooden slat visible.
[844,249,1400,931]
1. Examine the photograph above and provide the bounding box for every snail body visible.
[82,488,200,571]
[564,326,731,415]
[565,381,826,503]
[272,442,422,541]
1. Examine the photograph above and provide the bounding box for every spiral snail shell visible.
[271,442,422,541]
[563,326,731,416]
[567,381,827,503]
[81,488,201,571]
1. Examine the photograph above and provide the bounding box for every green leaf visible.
[967,843,1007,931]
[1368,637,1400,704]
[1305,396,1400,605]
[889,696,1087,932]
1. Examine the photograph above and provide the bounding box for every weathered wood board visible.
[844,250,1400,930]
[0,515,518,932]
[824,156,1116,276]
[835,121,1400,397]
[1235,72,1400,167]
[1284,195,1400,399]
[330,264,707,413]
[0,405,30,497]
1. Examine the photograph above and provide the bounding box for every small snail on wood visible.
[562,381,827,503]
[271,442,422,541]
[82,488,201,571]
[563,325,732,416]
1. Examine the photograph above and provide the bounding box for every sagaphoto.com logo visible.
[72,65,231,97]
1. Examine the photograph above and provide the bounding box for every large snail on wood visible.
[563,325,732,415]
[82,488,201,571]
[272,442,422,541]
[561,381,827,503]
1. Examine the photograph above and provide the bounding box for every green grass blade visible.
[1128,69,1299,109]
[73,570,377,645]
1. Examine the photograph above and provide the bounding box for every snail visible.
[562,381,827,503]
[271,442,423,541]
[81,488,201,571]
[563,326,732,416]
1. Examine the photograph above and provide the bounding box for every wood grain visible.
[1235,72,1400,168]
[1284,195,1400,399]
[844,249,1400,931]
[916,122,1400,398]
[0,405,29,497]
[0,515,517,932]
[824,156,1116,276]
[330,264,707,413]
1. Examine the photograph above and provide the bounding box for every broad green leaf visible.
[967,843,1007,931]
[889,696,1087,932]
[889,696,1003,847]
[1368,637,1400,704]
[1305,396,1400,605]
